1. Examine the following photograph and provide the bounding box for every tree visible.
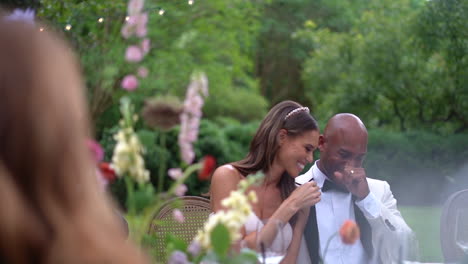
[38,0,269,132]
[255,0,367,109]
[299,0,468,134]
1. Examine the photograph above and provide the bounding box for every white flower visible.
[111,110,150,183]
[194,179,257,249]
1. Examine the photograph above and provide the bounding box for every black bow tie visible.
[322,179,349,193]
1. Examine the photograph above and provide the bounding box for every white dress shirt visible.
[296,161,381,264]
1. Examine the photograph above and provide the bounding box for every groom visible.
[296,113,414,264]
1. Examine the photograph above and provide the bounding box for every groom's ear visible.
[318,134,326,151]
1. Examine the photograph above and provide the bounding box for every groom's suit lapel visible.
[353,199,374,260]
[304,205,320,264]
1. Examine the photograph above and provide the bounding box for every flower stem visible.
[321,231,338,264]
[157,131,166,194]
[124,175,136,215]
[167,162,202,196]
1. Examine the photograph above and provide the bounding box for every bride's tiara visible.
[285,107,309,120]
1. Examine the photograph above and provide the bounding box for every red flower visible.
[339,220,360,244]
[198,155,216,181]
[99,162,117,183]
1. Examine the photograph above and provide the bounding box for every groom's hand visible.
[334,165,370,200]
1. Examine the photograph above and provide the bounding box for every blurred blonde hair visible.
[0,14,147,264]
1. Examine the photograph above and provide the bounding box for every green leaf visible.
[132,184,155,212]
[166,233,188,252]
[137,129,156,147]
[141,233,158,248]
[228,248,258,264]
[210,223,231,257]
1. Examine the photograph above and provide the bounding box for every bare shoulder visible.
[210,164,244,211]
[211,164,244,188]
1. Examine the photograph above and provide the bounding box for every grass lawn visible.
[400,206,443,263]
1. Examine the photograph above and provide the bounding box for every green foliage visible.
[166,234,188,255]
[299,0,468,134]
[229,249,258,264]
[38,0,129,122]
[103,118,258,209]
[38,0,269,131]
[211,223,231,257]
[255,0,367,106]
[142,0,267,121]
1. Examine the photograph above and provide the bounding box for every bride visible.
[210,100,321,264]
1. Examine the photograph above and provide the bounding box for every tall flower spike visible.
[178,72,209,164]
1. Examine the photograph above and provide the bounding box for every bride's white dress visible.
[244,212,312,264]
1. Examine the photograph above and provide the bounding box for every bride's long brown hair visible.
[0,17,147,264]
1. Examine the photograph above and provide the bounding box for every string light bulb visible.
[98,17,104,23]
[188,0,194,5]
[65,24,72,31]
[158,9,165,15]
[125,16,130,21]
[39,27,44,32]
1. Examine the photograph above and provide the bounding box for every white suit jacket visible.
[297,166,415,264]
[364,178,415,263]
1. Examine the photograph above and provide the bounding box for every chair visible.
[147,196,211,262]
[440,189,468,263]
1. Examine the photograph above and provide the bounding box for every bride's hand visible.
[287,181,321,211]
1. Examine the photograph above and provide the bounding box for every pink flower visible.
[173,209,185,223]
[168,168,183,180]
[136,12,148,37]
[180,143,195,164]
[121,24,133,39]
[127,0,145,15]
[177,73,208,164]
[174,184,187,196]
[141,38,150,54]
[186,129,198,142]
[127,15,138,25]
[137,66,149,78]
[87,139,104,162]
[125,45,143,62]
[121,75,139,91]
